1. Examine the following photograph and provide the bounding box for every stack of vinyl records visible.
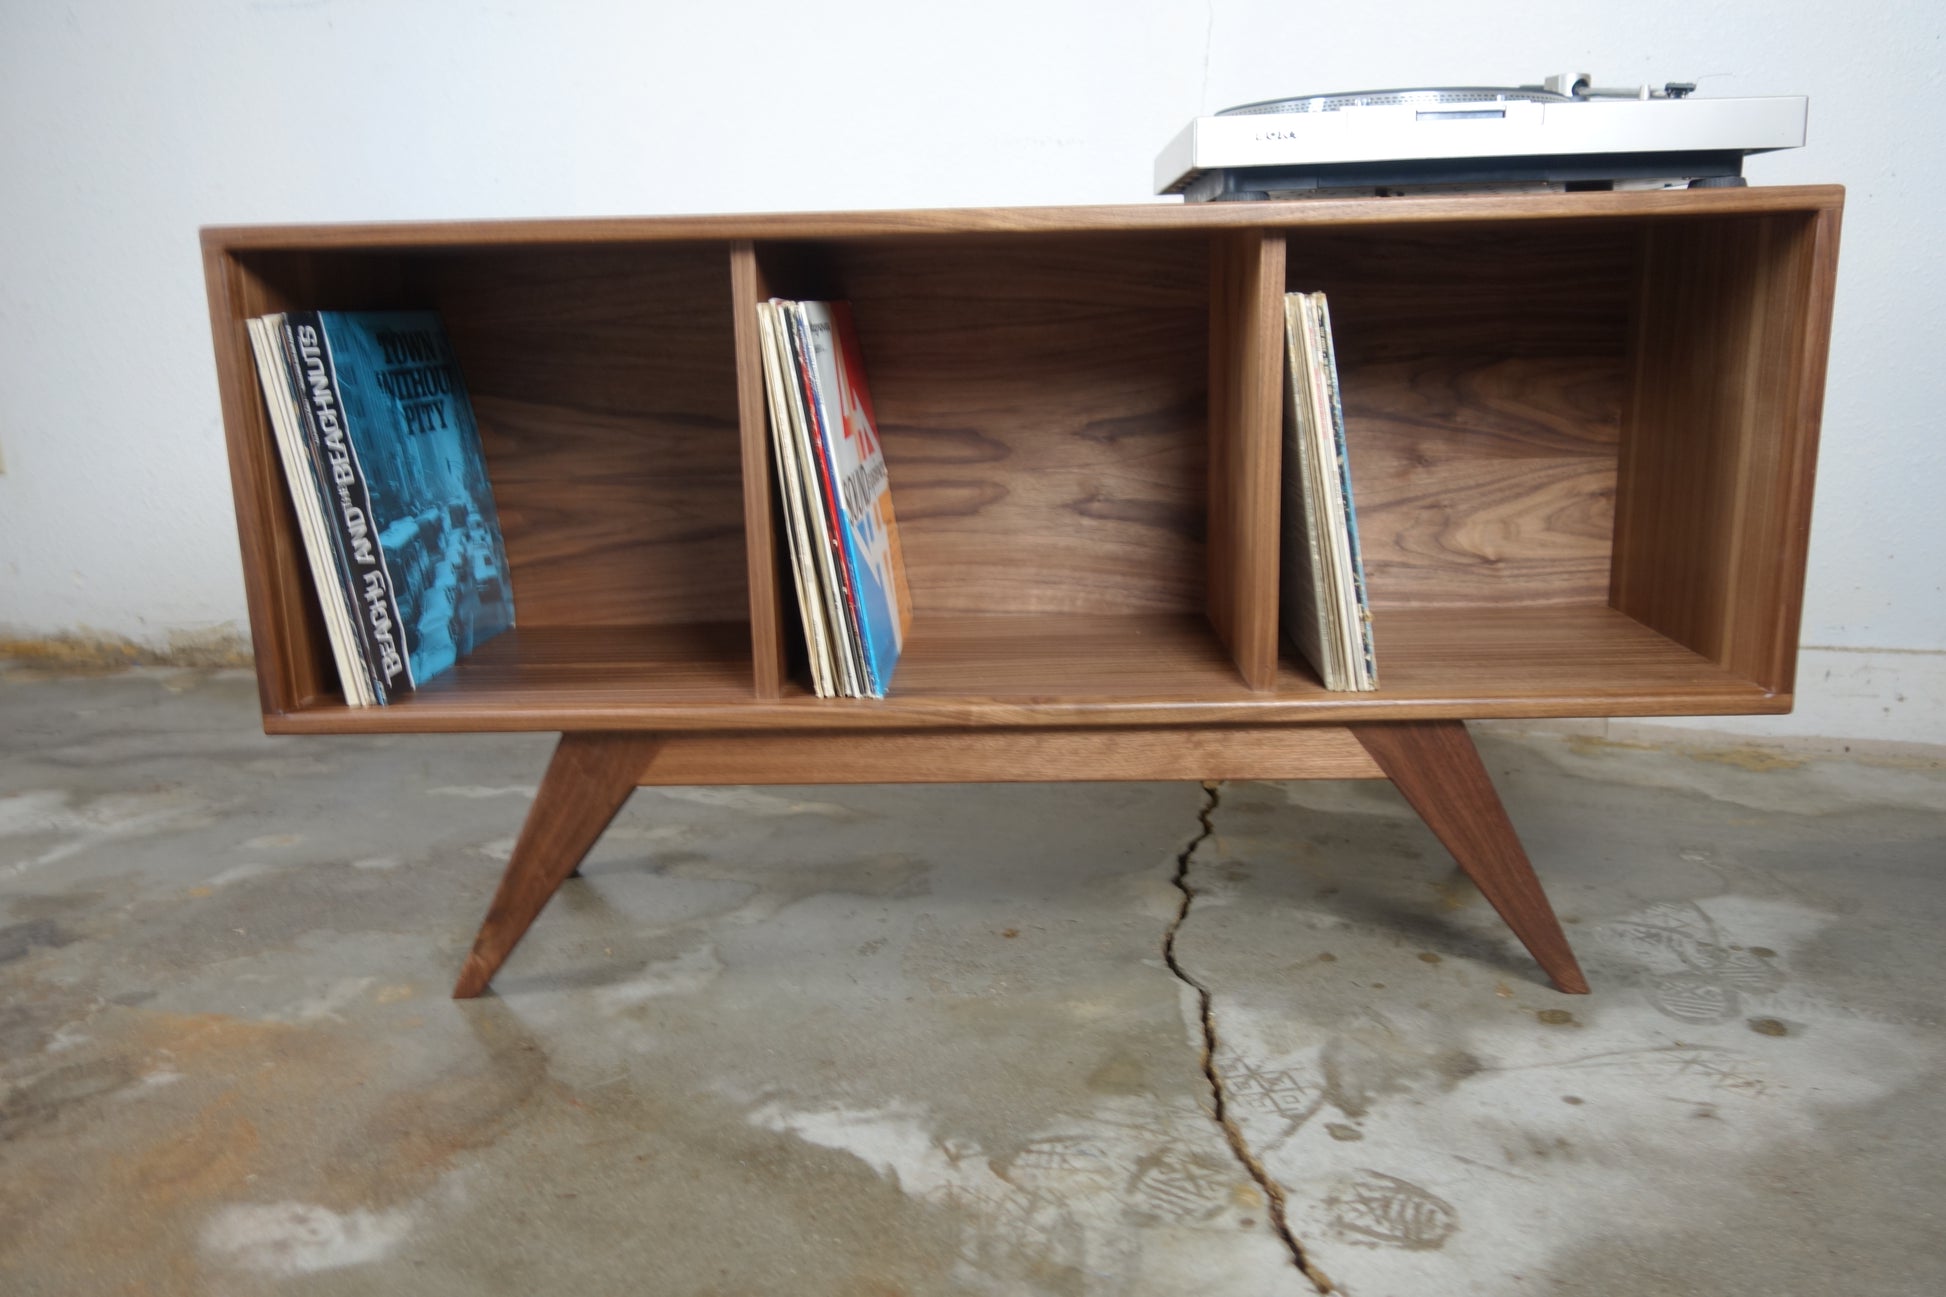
[1280,292,1378,691]
[246,310,513,705]
[754,299,911,699]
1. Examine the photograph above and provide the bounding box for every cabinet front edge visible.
[197,186,1848,252]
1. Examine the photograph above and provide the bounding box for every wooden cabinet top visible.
[204,184,1845,251]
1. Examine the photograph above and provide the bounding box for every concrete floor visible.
[1,663,1942,1297]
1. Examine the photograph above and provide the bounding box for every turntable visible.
[1157,74,1807,201]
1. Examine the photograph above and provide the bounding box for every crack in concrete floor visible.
[1163,781,1333,1293]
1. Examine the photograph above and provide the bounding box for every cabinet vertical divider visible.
[729,240,790,699]
[1769,205,1844,696]
[1206,229,1287,691]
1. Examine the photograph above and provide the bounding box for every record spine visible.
[285,311,414,696]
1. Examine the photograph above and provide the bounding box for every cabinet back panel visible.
[820,235,1211,618]
[1288,223,1635,609]
[420,247,748,628]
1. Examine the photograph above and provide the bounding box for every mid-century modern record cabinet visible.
[201,186,1842,998]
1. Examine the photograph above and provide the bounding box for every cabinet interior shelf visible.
[256,607,1772,734]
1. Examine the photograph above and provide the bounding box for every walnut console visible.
[201,187,1842,998]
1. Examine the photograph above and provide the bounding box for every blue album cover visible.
[300,310,514,690]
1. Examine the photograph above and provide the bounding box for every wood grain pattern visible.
[452,732,661,997]
[820,234,1211,619]
[402,623,754,700]
[1773,207,1843,694]
[1207,230,1287,688]
[730,242,788,697]
[1350,422,1619,608]
[637,724,1384,785]
[203,248,319,717]
[1611,212,1836,692]
[423,246,748,630]
[885,613,1238,698]
[1274,604,1776,709]
[1288,223,1638,359]
[233,250,417,314]
[202,185,1844,253]
[1290,223,1634,607]
[259,606,1777,734]
[1352,720,1589,994]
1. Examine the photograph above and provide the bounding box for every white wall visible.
[2,0,1940,740]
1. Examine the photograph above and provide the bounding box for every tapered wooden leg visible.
[1351,721,1589,994]
[452,732,661,998]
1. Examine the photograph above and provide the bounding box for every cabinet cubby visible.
[751,231,1240,704]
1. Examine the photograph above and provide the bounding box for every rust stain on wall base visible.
[0,628,253,673]
[1681,746,1807,774]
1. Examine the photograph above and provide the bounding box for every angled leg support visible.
[1352,720,1589,994]
[452,732,661,998]
[447,723,1585,998]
